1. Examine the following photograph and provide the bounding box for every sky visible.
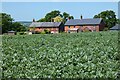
[1,0,120,2]
[1,2,118,21]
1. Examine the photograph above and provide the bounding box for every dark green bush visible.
[18,32,26,35]
[103,27,109,31]
[44,29,51,34]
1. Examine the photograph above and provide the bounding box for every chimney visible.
[80,15,83,19]
[33,18,35,22]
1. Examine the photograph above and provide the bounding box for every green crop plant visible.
[2,31,120,79]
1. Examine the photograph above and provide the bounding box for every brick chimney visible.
[80,15,83,19]
[33,18,35,22]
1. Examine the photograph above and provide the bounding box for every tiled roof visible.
[65,18,102,26]
[8,31,16,32]
[65,19,80,26]
[110,24,120,30]
[29,22,62,27]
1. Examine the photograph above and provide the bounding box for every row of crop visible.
[2,31,120,78]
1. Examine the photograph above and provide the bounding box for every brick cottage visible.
[64,18,105,33]
[29,22,64,33]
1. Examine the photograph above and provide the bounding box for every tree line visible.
[0,13,26,34]
[0,10,119,34]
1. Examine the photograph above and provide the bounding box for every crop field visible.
[2,31,120,79]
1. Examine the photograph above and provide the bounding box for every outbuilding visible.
[110,24,120,31]
[8,31,16,35]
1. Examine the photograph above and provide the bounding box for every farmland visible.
[2,31,120,79]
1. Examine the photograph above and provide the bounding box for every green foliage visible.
[18,32,26,35]
[45,10,62,22]
[2,31,119,79]
[68,16,74,19]
[0,13,27,33]
[40,30,46,34]
[0,13,13,33]
[44,29,50,34]
[37,18,46,22]
[103,27,109,31]
[62,12,74,23]
[35,31,40,34]
[84,29,91,32]
[94,10,117,28]
[12,22,27,32]
[37,10,74,23]
[53,16,63,22]
[40,30,50,34]
[117,19,120,24]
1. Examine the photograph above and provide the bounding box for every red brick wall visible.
[65,26,69,32]
[70,26,74,28]
[65,26,81,32]
[82,25,99,32]
[65,25,101,32]
[29,27,59,32]
[75,26,80,28]
[95,26,99,32]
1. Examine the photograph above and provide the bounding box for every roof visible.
[65,18,103,26]
[29,22,62,27]
[8,31,16,33]
[110,24,120,30]
[65,19,80,26]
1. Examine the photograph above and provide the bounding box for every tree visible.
[62,12,74,23]
[117,19,120,24]
[63,12,70,23]
[53,16,63,22]
[37,10,74,23]
[45,10,62,22]
[63,12,69,19]
[94,10,117,28]
[11,22,26,32]
[0,13,27,33]
[37,18,46,22]
[68,16,74,19]
[0,13,13,33]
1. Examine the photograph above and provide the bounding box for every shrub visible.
[35,31,40,34]
[17,32,27,35]
[18,32,25,35]
[40,30,51,34]
[40,31,46,34]
[103,27,109,31]
[44,29,51,34]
